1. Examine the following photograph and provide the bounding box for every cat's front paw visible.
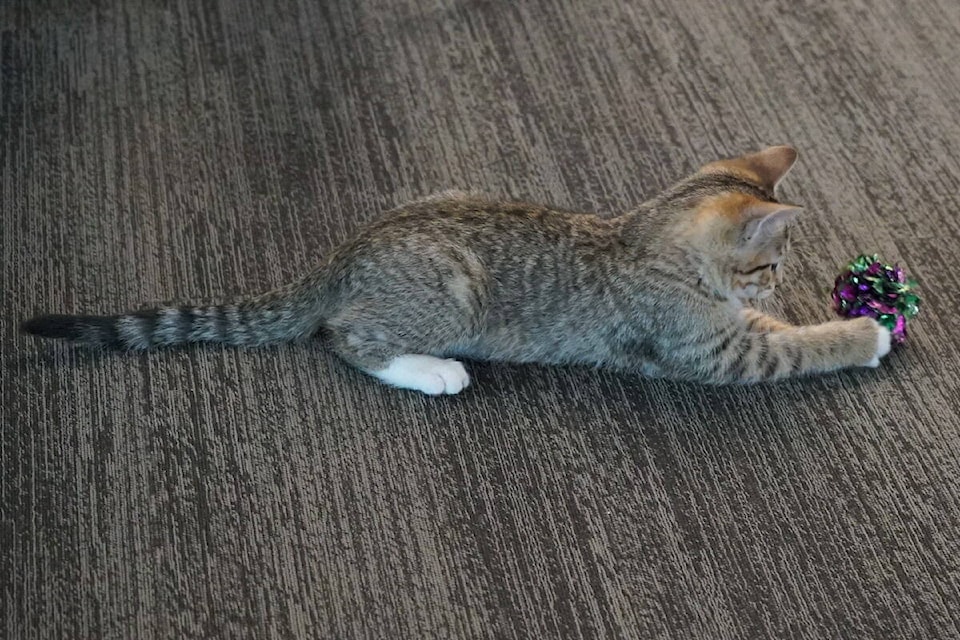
[864,320,892,368]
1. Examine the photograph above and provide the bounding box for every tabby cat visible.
[22,146,891,395]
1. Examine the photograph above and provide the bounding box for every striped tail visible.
[21,288,322,350]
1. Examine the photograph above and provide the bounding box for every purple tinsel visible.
[832,254,920,344]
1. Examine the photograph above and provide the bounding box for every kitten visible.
[22,146,891,395]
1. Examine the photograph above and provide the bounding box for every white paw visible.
[371,355,471,395]
[865,322,892,368]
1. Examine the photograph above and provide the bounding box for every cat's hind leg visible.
[323,244,488,394]
[328,327,471,395]
[371,354,470,395]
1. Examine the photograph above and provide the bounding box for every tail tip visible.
[21,314,84,339]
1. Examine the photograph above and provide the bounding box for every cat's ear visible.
[740,202,802,245]
[704,145,798,191]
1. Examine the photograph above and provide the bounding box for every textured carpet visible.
[4,0,960,638]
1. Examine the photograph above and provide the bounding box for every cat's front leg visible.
[741,307,793,333]
[707,316,891,383]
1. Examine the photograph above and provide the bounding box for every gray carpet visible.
[4,0,960,638]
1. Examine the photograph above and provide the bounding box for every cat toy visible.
[832,254,920,344]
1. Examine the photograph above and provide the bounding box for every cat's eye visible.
[742,262,777,274]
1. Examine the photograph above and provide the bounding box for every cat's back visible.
[380,189,553,225]
[367,189,620,248]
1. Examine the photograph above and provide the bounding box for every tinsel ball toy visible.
[832,254,920,344]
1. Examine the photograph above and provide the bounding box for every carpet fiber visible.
[4,1,960,638]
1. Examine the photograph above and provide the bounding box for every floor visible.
[3,0,960,638]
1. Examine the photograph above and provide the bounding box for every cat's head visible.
[683,145,801,301]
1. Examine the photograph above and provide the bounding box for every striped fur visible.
[21,282,324,350]
[22,146,891,391]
